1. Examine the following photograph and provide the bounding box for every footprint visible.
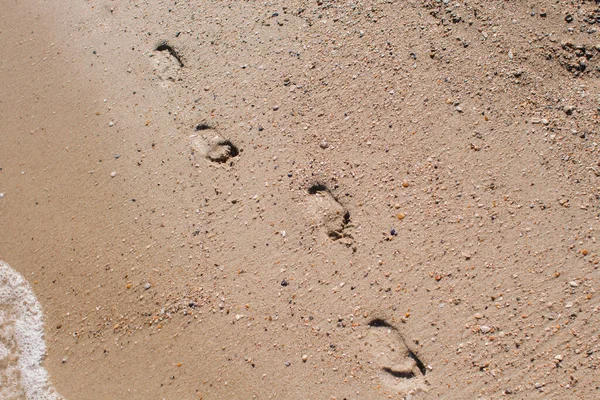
[151,40,183,81]
[155,41,184,67]
[364,319,428,394]
[191,125,239,164]
[306,183,352,244]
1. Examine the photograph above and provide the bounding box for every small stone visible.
[235,314,244,321]
[0,193,4,199]
[144,283,152,290]
[569,281,578,287]
[474,313,483,319]
[61,356,68,364]
[480,325,491,334]
[110,171,117,177]
[554,354,563,361]
[531,118,541,124]
[319,140,329,149]
[455,106,463,113]
[108,121,114,127]
[390,228,397,236]
[281,279,288,287]
[302,354,308,362]
[285,361,291,366]
[565,14,573,23]
[541,118,549,125]
[273,105,280,111]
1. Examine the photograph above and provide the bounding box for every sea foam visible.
[0,261,62,399]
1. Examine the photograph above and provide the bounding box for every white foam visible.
[0,260,62,399]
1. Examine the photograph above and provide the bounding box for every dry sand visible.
[1,0,599,399]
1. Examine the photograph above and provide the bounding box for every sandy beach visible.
[1,1,599,399]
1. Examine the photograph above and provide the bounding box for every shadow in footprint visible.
[365,319,428,394]
[195,123,212,131]
[306,183,352,245]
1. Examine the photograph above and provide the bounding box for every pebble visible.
[302,354,308,362]
[144,283,152,290]
[319,140,329,149]
[0,193,4,199]
[480,325,491,334]
[108,121,114,127]
[569,281,578,287]
[110,171,117,177]
[541,118,549,125]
